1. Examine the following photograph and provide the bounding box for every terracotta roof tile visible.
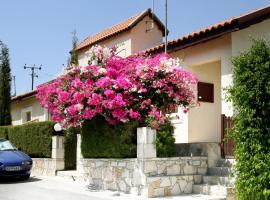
[11,90,37,102]
[145,5,270,54]
[76,9,166,51]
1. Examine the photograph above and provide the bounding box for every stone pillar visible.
[76,134,83,173]
[51,136,65,170]
[137,127,156,158]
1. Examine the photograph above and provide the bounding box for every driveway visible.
[0,176,224,200]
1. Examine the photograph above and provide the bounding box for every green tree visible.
[0,41,12,125]
[228,39,270,200]
[69,30,79,66]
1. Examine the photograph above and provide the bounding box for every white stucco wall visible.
[78,31,132,66]
[188,61,221,143]
[78,15,163,65]
[131,15,163,54]
[171,34,232,143]
[11,96,48,125]
[232,18,270,56]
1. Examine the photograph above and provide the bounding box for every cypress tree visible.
[0,41,12,125]
[69,30,79,66]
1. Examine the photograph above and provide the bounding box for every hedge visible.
[81,116,137,158]
[64,127,78,170]
[0,121,56,158]
[81,116,175,158]
[228,39,270,199]
[156,120,176,157]
[0,126,8,139]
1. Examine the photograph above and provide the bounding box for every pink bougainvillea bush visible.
[37,45,198,129]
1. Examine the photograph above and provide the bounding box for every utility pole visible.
[24,64,42,90]
[165,0,168,54]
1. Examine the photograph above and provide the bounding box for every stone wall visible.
[79,157,207,197]
[31,158,59,176]
[31,136,65,177]
[175,143,221,167]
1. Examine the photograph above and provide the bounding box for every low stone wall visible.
[79,157,207,197]
[31,158,64,176]
[31,136,65,177]
[175,143,221,167]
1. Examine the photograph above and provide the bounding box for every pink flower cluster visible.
[37,46,198,129]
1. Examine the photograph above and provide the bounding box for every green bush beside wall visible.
[81,116,137,158]
[0,126,8,139]
[0,121,56,158]
[81,116,175,158]
[228,39,270,199]
[64,127,78,170]
[156,120,176,157]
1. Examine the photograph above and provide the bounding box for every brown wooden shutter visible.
[198,82,214,103]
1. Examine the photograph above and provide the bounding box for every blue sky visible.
[0,0,269,95]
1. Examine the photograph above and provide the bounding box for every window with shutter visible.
[197,82,214,103]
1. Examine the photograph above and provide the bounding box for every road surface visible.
[0,176,224,200]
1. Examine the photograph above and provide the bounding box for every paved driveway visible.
[0,176,112,200]
[0,176,224,200]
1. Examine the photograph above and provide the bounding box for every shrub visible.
[64,127,78,169]
[227,39,270,199]
[0,121,56,158]
[156,120,176,157]
[81,116,137,158]
[81,116,175,158]
[37,45,197,129]
[0,126,8,139]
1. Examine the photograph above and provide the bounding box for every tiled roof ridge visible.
[145,4,270,54]
[76,9,152,51]
[11,90,37,101]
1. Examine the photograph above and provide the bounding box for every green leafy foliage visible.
[227,39,270,200]
[64,127,78,170]
[0,126,8,139]
[156,120,176,157]
[81,116,175,158]
[0,41,12,125]
[81,116,137,158]
[69,30,79,66]
[0,121,56,158]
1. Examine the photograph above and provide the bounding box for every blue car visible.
[0,138,32,179]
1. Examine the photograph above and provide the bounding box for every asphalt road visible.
[0,176,116,200]
[0,176,224,200]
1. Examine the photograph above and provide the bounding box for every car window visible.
[0,140,17,151]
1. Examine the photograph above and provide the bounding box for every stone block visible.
[150,179,161,188]
[193,175,202,184]
[154,188,164,197]
[164,186,172,196]
[184,181,193,194]
[171,176,177,186]
[144,161,157,174]
[179,179,188,192]
[137,144,156,158]
[160,177,171,187]
[189,160,201,166]
[137,127,156,144]
[184,165,196,174]
[172,183,181,195]
[198,167,207,175]
[167,164,180,175]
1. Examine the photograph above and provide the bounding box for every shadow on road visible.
[0,176,42,184]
